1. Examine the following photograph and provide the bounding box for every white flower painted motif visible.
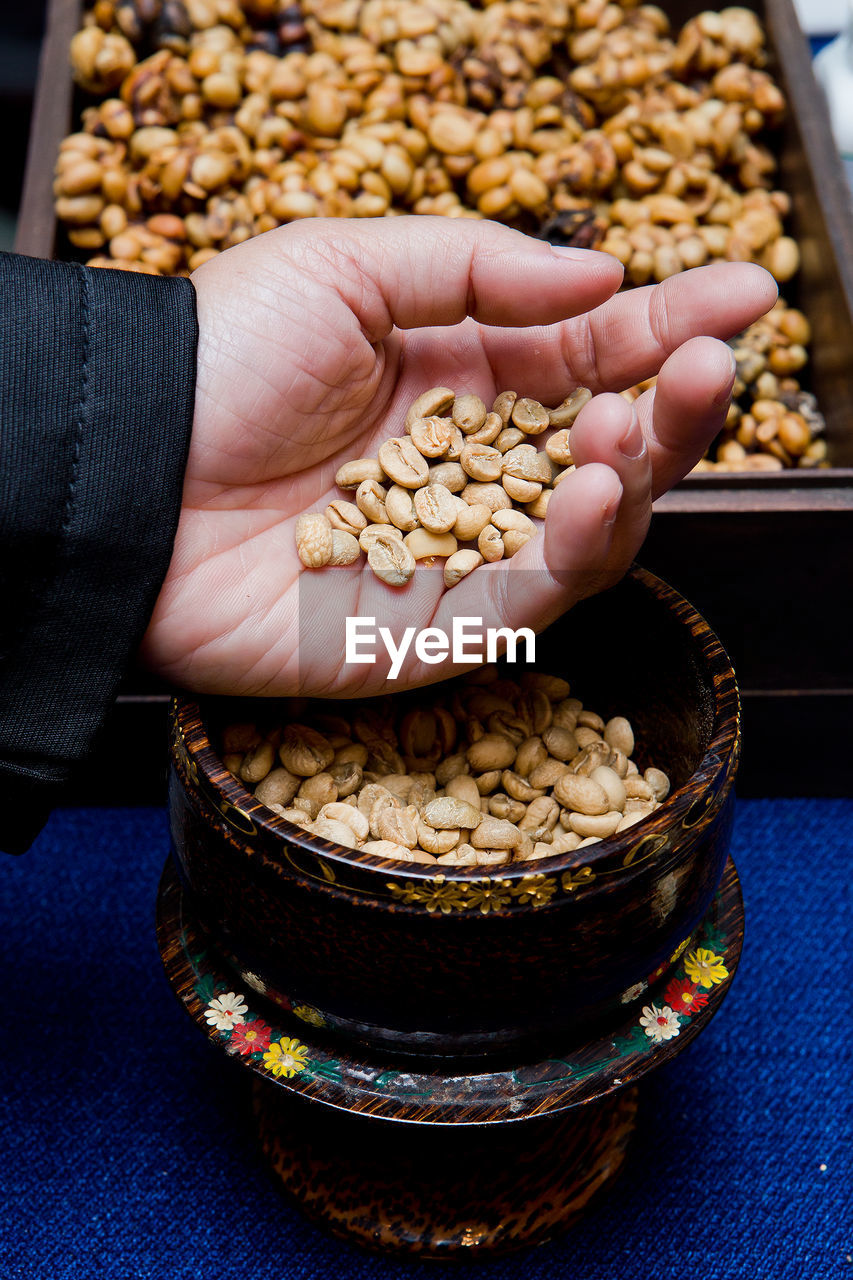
[639,1003,680,1042]
[204,992,247,1031]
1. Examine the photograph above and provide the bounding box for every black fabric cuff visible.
[0,253,198,853]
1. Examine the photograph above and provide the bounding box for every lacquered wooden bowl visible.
[167,566,741,1064]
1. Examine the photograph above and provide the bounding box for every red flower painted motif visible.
[229,1019,272,1056]
[663,978,708,1018]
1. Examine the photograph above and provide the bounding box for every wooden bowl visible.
[167,566,740,1062]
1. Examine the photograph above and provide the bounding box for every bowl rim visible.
[170,566,741,897]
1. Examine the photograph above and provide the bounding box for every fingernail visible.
[618,407,646,459]
[712,349,738,406]
[550,245,608,262]
[602,492,621,527]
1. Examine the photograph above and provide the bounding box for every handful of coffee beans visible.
[294,384,591,588]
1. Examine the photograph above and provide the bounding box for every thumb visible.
[264,214,625,340]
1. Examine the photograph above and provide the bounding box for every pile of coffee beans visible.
[222,666,671,865]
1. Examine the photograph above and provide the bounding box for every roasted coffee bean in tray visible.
[55,0,828,472]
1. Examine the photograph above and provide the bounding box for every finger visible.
[274,215,625,339]
[472,261,777,401]
[427,463,624,656]
[565,260,777,392]
[634,336,737,497]
[540,462,624,591]
[566,393,654,570]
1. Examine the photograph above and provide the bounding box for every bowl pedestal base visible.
[157,854,743,1259]
[253,1078,639,1258]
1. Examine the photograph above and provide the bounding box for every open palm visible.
[139,217,777,697]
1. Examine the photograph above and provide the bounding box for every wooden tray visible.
[16,0,853,795]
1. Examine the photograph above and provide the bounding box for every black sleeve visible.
[0,252,198,854]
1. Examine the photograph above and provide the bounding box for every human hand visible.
[139,216,777,697]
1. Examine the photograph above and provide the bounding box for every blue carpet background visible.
[1,799,849,1279]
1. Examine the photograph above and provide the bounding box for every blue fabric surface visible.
[2,800,850,1279]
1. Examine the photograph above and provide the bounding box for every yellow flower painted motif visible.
[263,1037,310,1078]
[387,872,562,912]
[293,1004,325,1028]
[387,878,470,913]
[561,866,596,893]
[684,948,729,989]
[465,879,512,914]
[510,874,557,908]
